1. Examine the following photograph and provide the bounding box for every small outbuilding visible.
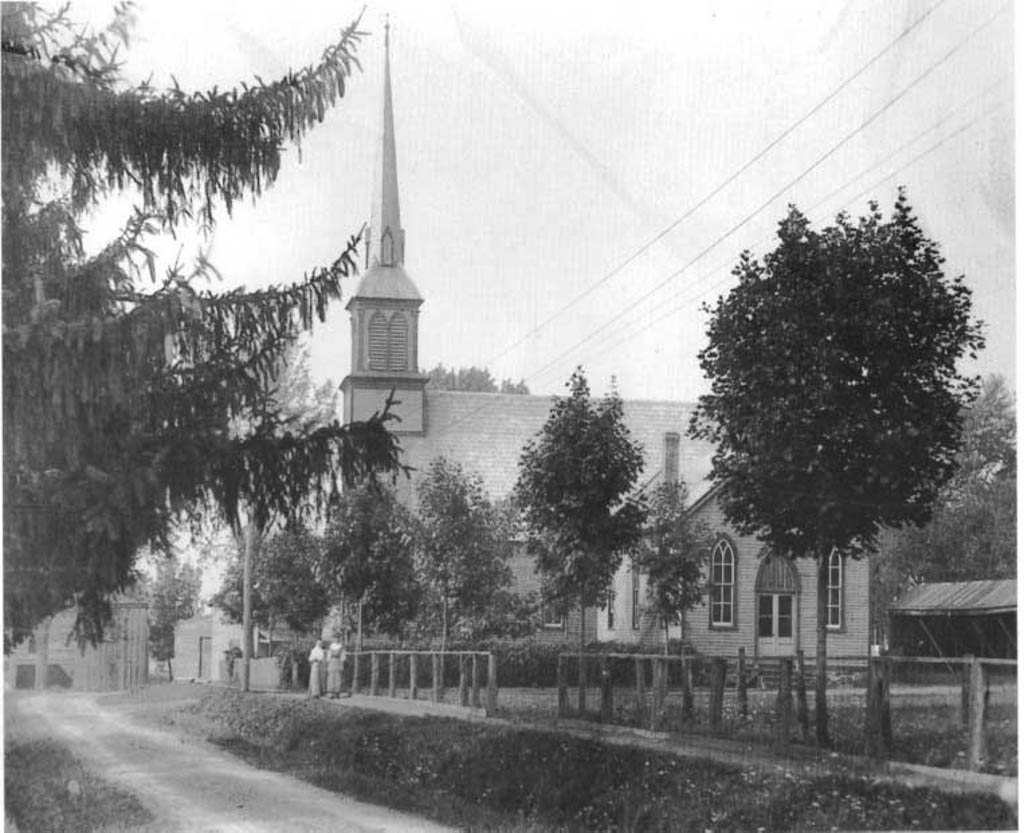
[888,579,1016,658]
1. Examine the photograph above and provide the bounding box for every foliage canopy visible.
[2,4,403,645]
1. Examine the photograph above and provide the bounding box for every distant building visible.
[5,599,148,691]
[339,29,869,659]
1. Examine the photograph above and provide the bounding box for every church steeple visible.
[342,19,426,435]
[367,18,405,269]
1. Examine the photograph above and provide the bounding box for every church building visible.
[341,29,870,661]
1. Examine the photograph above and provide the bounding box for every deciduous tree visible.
[2,5,403,646]
[143,551,201,680]
[689,194,983,744]
[321,484,419,646]
[515,369,647,708]
[634,483,713,652]
[416,457,513,651]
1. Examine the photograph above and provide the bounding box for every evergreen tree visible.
[689,194,983,744]
[2,4,403,645]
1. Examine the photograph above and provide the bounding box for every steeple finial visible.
[367,15,404,268]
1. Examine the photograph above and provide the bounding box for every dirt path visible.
[14,692,452,833]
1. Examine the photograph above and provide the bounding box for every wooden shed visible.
[888,579,1016,658]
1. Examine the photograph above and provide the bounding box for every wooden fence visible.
[346,650,498,715]
[555,650,1015,772]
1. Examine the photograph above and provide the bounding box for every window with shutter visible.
[368,312,388,370]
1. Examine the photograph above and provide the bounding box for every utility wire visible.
[522,2,1008,388]
[533,82,1012,384]
[470,0,951,373]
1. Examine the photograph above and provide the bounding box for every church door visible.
[754,553,798,657]
[757,593,794,656]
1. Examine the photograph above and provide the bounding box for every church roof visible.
[350,263,422,303]
[394,390,716,508]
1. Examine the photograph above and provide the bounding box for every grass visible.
[148,686,1016,831]
[4,739,154,833]
[496,683,1019,776]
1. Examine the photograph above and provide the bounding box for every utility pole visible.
[241,522,258,693]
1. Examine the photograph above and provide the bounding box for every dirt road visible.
[13,692,452,833]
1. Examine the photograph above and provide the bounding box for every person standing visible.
[308,640,325,698]
[327,637,346,698]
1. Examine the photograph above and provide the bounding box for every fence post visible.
[486,652,498,716]
[431,652,441,703]
[775,657,793,752]
[349,652,360,696]
[967,656,986,771]
[682,657,694,718]
[961,659,971,727]
[459,654,469,706]
[709,658,726,733]
[388,652,396,699]
[557,655,569,717]
[600,656,613,723]
[471,654,482,708]
[578,654,588,714]
[649,658,664,730]
[634,656,646,722]
[370,652,380,697]
[795,650,809,741]
[409,653,418,700]
[737,647,748,717]
[865,657,892,758]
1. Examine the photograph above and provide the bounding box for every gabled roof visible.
[396,390,716,506]
[889,579,1016,616]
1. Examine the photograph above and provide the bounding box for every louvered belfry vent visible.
[388,314,408,370]
[368,311,388,370]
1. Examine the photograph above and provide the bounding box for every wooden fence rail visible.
[344,651,497,715]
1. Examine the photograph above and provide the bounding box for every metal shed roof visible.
[889,579,1016,616]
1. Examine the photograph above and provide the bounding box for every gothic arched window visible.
[710,538,736,627]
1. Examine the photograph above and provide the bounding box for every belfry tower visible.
[341,21,427,433]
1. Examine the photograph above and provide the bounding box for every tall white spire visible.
[367,17,404,268]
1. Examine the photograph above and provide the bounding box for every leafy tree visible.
[689,194,983,744]
[515,368,647,708]
[2,5,404,646]
[143,551,201,680]
[426,363,530,395]
[634,483,713,652]
[416,457,514,651]
[321,483,420,646]
[210,525,329,636]
[872,375,1016,634]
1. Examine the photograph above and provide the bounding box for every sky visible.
[71,0,1014,404]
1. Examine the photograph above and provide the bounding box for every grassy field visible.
[5,693,154,833]
[494,683,1018,776]
[133,685,1016,831]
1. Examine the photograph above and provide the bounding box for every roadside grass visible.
[4,738,154,833]
[496,685,1018,776]
[151,687,1016,831]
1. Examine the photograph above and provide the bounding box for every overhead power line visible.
[471,0,951,373]
[522,2,1009,387]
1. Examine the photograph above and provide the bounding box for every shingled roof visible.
[391,390,716,508]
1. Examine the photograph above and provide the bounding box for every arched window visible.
[387,313,408,371]
[710,538,735,627]
[826,549,843,629]
[368,311,388,370]
[381,228,394,265]
[631,565,641,630]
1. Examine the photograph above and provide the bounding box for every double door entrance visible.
[757,592,794,656]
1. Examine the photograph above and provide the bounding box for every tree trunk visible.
[578,587,587,712]
[241,522,258,693]
[441,595,449,653]
[167,658,174,683]
[34,616,51,690]
[663,618,670,655]
[357,598,364,652]
[815,552,830,746]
